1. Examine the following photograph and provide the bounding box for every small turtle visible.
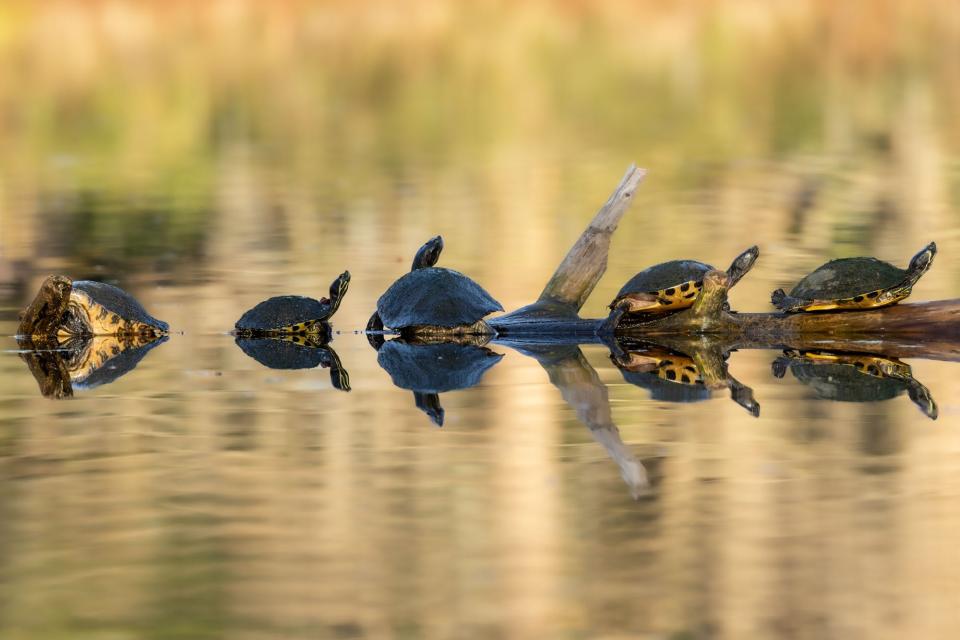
[235,334,350,391]
[771,242,936,312]
[611,340,759,416]
[18,275,168,341]
[772,349,937,419]
[235,271,350,339]
[366,236,503,347]
[17,333,167,399]
[376,340,503,426]
[600,246,759,334]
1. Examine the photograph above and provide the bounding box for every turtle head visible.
[907,380,938,420]
[907,242,937,279]
[726,246,760,288]
[412,236,444,271]
[326,271,351,317]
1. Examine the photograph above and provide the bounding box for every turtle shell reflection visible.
[610,339,759,416]
[375,340,503,426]
[772,349,938,419]
[18,333,168,399]
[235,333,350,392]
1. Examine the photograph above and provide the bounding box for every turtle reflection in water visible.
[18,334,168,399]
[367,236,503,345]
[375,340,503,426]
[610,341,760,416]
[233,271,352,391]
[235,332,350,392]
[772,350,938,419]
[19,275,169,341]
[17,275,170,398]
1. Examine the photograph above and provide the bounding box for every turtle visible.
[610,340,760,416]
[18,275,169,341]
[17,333,167,399]
[599,246,760,334]
[375,339,503,426]
[235,334,350,391]
[366,236,503,347]
[235,271,350,339]
[771,349,937,419]
[771,242,936,313]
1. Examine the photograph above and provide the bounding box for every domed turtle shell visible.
[788,258,909,300]
[616,261,713,297]
[236,296,333,332]
[72,280,169,332]
[788,362,908,403]
[376,268,503,329]
[377,341,503,392]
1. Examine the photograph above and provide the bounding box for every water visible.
[3,3,960,639]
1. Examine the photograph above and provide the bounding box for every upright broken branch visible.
[538,164,646,311]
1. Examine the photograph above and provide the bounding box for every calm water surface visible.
[2,3,960,639]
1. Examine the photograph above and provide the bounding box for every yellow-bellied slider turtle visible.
[17,333,167,399]
[235,334,350,391]
[366,236,502,347]
[771,349,937,419]
[376,340,503,426]
[600,246,759,334]
[611,340,759,416]
[18,275,169,341]
[771,242,936,312]
[235,271,350,338]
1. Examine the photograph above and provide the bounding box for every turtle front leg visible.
[366,312,386,350]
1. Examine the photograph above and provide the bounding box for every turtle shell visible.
[72,280,169,332]
[235,336,333,370]
[376,268,503,329]
[616,260,713,297]
[789,258,907,300]
[235,296,332,332]
[377,341,503,392]
[789,362,907,402]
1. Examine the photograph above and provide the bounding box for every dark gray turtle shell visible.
[617,260,713,297]
[789,258,907,300]
[235,296,331,332]
[377,341,503,392]
[621,370,712,404]
[72,280,169,331]
[377,268,503,329]
[73,335,168,390]
[236,337,333,370]
[790,362,906,402]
